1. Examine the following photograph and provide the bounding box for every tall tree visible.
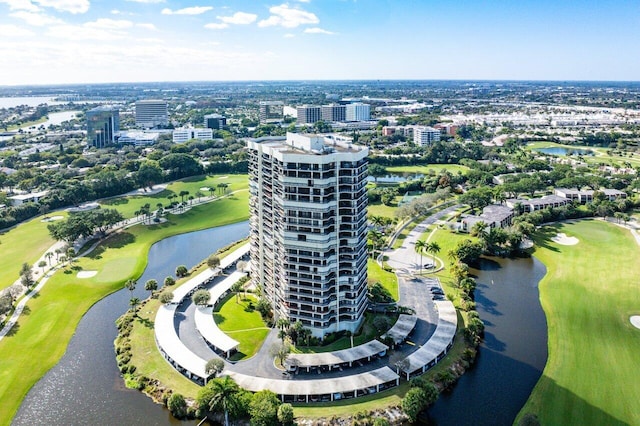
[207,376,241,426]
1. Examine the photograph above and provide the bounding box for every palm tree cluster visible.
[414,239,441,274]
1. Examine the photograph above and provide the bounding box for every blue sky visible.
[0,0,638,85]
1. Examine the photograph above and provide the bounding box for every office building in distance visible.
[86,106,119,148]
[296,105,322,125]
[135,100,168,128]
[173,128,213,143]
[346,103,371,122]
[259,101,284,124]
[413,126,441,146]
[321,104,347,122]
[247,133,369,338]
[204,114,227,130]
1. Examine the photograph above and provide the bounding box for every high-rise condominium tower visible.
[248,133,369,337]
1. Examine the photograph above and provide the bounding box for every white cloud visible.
[125,0,164,3]
[258,4,319,28]
[137,22,157,30]
[161,6,212,15]
[10,10,64,26]
[204,22,228,30]
[283,33,295,38]
[304,27,334,35]
[85,18,134,30]
[0,24,35,37]
[0,0,40,12]
[218,11,257,25]
[33,0,90,14]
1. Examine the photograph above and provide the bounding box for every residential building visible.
[204,114,227,130]
[413,126,441,146]
[135,100,168,128]
[462,204,514,231]
[321,104,346,122]
[8,190,49,206]
[506,195,570,212]
[173,128,213,143]
[345,103,371,122]
[554,188,627,204]
[86,105,119,148]
[296,105,322,125]
[259,101,284,124]
[247,132,369,337]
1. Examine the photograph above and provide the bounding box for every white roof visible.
[155,304,208,379]
[171,244,249,303]
[402,300,457,374]
[226,366,399,396]
[382,314,418,344]
[287,340,389,368]
[195,306,239,353]
[194,270,246,353]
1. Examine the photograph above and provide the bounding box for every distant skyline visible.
[1,0,639,86]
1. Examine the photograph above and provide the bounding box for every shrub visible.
[277,403,295,426]
[167,393,187,419]
[402,387,427,423]
[175,265,188,277]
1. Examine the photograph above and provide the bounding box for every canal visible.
[13,221,250,426]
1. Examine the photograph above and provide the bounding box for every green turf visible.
[0,212,65,290]
[99,174,248,219]
[517,220,640,426]
[525,141,640,168]
[367,258,399,301]
[0,193,250,425]
[386,164,469,175]
[214,293,269,360]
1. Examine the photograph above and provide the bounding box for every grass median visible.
[517,220,640,425]
[0,191,249,425]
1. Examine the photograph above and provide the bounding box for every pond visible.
[533,147,594,156]
[425,256,548,425]
[13,221,250,426]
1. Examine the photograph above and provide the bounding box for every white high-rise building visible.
[248,133,369,337]
[135,100,168,128]
[345,103,371,122]
[413,126,441,146]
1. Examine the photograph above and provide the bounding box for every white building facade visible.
[248,133,369,338]
[172,128,213,143]
[413,126,441,146]
[346,103,371,122]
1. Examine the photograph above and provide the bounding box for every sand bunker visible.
[77,270,97,278]
[551,233,579,246]
[41,215,64,222]
[219,176,228,179]
[630,316,640,330]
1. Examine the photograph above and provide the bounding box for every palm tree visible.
[145,279,158,297]
[208,376,241,426]
[426,241,440,268]
[414,239,427,273]
[44,251,54,266]
[179,190,189,203]
[195,190,204,202]
[129,297,140,312]
[125,279,136,299]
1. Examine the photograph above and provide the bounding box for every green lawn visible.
[99,174,248,219]
[129,298,202,397]
[368,259,399,301]
[0,213,64,290]
[214,293,269,361]
[367,199,399,218]
[517,220,640,426]
[386,164,469,175]
[0,192,250,425]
